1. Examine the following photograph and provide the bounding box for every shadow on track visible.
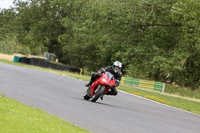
[77,97,117,108]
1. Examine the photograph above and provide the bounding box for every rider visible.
[85,61,122,96]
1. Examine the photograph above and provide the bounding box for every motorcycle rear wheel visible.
[83,94,90,100]
[83,87,91,100]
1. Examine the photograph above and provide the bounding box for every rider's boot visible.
[105,91,112,95]
[100,96,104,100]
[85,81,93,87]
[105,90,118,96]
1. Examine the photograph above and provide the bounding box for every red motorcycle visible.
[83,72,116,102]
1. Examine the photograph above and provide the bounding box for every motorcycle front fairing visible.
[90,72,115,96]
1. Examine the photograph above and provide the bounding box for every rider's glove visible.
[101,68,106,73]
[97,72,102,76]
[98,72,101,75]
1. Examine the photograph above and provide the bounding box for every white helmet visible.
[112,61,122,73]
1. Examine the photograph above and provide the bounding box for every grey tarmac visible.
[0,63,200,133]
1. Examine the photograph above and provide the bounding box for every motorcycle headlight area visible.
[102,78,107,83]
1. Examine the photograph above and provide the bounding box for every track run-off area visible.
[0,63,200,133]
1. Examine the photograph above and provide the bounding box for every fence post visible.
[162,83,166,93]
[80,69,83,75]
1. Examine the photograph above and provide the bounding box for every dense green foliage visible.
[0,8,30,55]
[0,36,31,55]
[0,0,199,89]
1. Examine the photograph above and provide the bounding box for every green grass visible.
[118,85,200,115]
[0,95,88,133]
[1,59,200,116]
[165,84,200,99]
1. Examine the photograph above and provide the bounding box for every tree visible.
[1,0,199,89]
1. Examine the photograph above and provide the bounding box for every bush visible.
[0,36,31,55]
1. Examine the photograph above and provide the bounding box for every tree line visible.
[0,0,199,89]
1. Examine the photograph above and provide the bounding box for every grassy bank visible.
[0,95,88,133]
[1,59,200,115]
[118,85,200,115]
[165,84,200,99]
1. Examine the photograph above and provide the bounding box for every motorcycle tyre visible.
[91,86,105,102]
[83,94,90,100]
[83,87,92,100]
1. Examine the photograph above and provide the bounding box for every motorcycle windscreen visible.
[106,72,114,80]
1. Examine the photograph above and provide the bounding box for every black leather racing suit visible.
[89,66,122,96]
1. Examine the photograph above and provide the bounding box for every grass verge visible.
[118,85,200,115]
[1,59,200,115]
[0,95,88,133]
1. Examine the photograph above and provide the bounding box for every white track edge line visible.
[119,90,200,117]
[52,71,200,117]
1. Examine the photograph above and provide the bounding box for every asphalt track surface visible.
[0,63,200,133]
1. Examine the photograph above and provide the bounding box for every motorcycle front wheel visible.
[91,86,105,102]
